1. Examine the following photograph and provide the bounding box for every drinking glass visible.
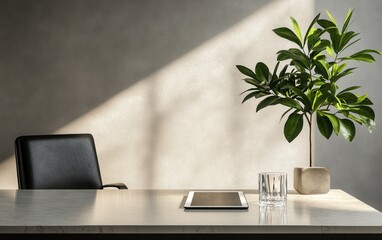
[258,172,287,206]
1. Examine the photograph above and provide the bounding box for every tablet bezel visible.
[184,191,249,209]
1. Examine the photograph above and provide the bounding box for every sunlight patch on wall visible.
[0,0,314,189]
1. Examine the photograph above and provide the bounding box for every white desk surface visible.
[0,189,381,234]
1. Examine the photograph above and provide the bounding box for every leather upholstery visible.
[15,134,105,189]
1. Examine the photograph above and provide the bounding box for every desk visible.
[0,189,381,238]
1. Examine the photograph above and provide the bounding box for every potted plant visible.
[236,9,381,194]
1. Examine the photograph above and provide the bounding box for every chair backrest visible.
[15,133,104,189]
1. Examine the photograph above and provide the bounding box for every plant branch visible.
[304,112,311,124]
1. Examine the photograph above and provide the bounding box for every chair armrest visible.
[102,183,128,189]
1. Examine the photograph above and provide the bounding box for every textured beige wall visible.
[0,0,314,189]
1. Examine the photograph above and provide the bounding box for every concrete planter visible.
[293,167,330,194]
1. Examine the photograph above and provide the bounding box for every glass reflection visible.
[259,204,287,225]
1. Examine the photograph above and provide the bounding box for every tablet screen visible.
[184,191,249,209]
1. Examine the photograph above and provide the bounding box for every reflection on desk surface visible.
[0,189,381,234]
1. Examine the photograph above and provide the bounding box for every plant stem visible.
[303,113,313,167]
[309,113,313,167]
[305,45,314,168]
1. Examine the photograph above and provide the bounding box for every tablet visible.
[184,191,249,209]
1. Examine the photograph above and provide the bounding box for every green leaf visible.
[330,32,342,54]
[317,112,333,139]
[256,96,279,112]
[346,49,382,62]
[339,38,361,53]
[291,60,306,72]
[314,60,329,79]
[312,91,328,111]
[324,10,343,51]
[244,78,267,89]
[337,86,361,95]
[358,97,373,106]
[273,27,302,48]
[277,98,303,110]
[306,89,314,103]
[356,94,368,104]
[307,28,324,51]
[336,63,348,74]
[313,39,331,52]
[357,49,382,55]
[284,112,304,142]
[339,31,359,52]
[340,49,382,62]
[323,113,340,135]
[342,8,354,34]
[319,83,331,92]
[330,83,337,95]
[343,112,363,125]
[337,92,358,104]
[255,62,270,82]
[314,53,327,61]
[280,108,293,122]
[343,54,375,62]
[363,118,376,133]
[303,13,320,46]
[277,49,309,69]
[317,19,341,53]
[254,91,271,99]
[290,17,302,42]
[349,106,375,120]
[242,91,258,103]
[289,87,312,111]
[333,67,356,81]
[326,46,334,57]
[271,62,280,82]
[317,19,337,30]
[240,88,257,95]
[339,118,356,142]
[236,65,257,79]
[326,9,338,27]
[279,64,289,77]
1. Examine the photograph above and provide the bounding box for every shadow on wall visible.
[0,0,268,162]
[0,0,313,189]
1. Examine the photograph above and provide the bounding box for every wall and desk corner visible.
[14,133,127,190]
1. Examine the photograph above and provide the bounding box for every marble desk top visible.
[0,189,381,234]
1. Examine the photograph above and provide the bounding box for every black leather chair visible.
[14,133,127,190]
